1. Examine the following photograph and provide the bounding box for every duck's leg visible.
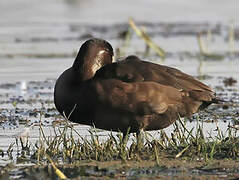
[122,132,129,144]
[122,127,131,144]
[136,128,144,149]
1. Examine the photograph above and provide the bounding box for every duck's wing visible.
[95,55,213,93]
[92,79,214,132]
[94,79,171,115]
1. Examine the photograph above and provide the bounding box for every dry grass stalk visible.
[129,18,166,59]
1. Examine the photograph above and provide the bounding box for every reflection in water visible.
[20,81,27,95]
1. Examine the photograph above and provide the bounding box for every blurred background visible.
[0,0,239,82]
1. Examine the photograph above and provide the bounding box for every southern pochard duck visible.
[54,38,220,137]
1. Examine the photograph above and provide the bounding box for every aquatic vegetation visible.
[10,116,237,166]
[3,116,237,179]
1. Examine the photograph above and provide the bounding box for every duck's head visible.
[72,38,114,81]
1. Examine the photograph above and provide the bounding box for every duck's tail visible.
[199,96,231,110]
[211,96,228,104]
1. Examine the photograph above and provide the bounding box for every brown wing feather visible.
[93,79,208,131]
[95,55,213,93]
[94,55,217,124]
[95,79,174,114]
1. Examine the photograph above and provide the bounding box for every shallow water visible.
[0,63,238,166]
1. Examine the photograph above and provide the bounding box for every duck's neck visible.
[72,50,113,82]
[72,55,96,82]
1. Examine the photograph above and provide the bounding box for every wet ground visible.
[1,0,239,179]
[1,159,239,179]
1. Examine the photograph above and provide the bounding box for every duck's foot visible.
[122,127,131,144]
[122,133,129,144]
[136,129,144,150]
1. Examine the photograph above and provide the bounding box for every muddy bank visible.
[1,159,239,180]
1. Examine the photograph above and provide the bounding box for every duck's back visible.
[95,55,213,93]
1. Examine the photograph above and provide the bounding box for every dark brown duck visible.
[54,38,220,136]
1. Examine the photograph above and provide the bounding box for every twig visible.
[175,145,190,158]
[46,154,67,179]
[228,125,239,130]
[129,18,166,59]
[197,32,208,55]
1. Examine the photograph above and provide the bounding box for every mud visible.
[1,159,239,180]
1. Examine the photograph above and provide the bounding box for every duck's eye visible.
[98,50,106,55]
